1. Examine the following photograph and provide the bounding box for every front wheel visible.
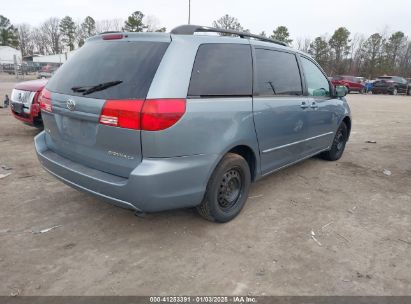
[391,87,398,95]
[197,153,251,223]
[320,122,348,161]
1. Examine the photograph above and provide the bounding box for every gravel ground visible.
[0,76,410,296]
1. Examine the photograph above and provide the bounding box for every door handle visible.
[310,101,319,109]
[300,101,309,109]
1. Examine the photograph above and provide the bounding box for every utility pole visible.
[188,0,191,24]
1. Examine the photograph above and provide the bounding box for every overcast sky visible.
[3,0,411,40]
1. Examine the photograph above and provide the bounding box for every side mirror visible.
[335,85,348,98]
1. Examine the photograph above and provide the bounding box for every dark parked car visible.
[10,79,47,127]
[2,63,28,75]
[372,76,410,95]
[35,25,351,222]
[331,75,365,93]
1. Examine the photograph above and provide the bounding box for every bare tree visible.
[74,19,85,47]
[95,19,123,33]
[41,17,61,54]
[295,37,311,53]
[17,23,32,56]
[352,36,366,75]
[145,15,160,32]
[31,27,50,55]
[399,41,411,76]
[347,33,365,75]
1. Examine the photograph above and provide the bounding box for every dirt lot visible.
[0,77,410,296]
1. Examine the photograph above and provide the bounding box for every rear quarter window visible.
[46,41,169,100]
[254,49,302,96]
[188,44,252,97]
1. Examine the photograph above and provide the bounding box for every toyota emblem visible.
[66,99,76,111]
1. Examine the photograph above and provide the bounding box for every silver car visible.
[35,25,351,222]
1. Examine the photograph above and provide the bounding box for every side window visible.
[301,57,331,97]
[188,44,252,97]
[254,49,302,96]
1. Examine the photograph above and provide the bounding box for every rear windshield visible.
[377,76,393,80]
[46,41,169,99]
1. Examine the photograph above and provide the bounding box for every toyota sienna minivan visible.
[35,25,351,222]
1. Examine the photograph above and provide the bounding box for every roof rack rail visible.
[170,25,287,47]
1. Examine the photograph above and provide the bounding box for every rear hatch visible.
[42,34,170,177]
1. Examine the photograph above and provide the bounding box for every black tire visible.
[320,122,348,161]
[407,88,411,96]
[197,153,251,223]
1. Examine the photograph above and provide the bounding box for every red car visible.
[331,75,365,94]
[10,79,47,127]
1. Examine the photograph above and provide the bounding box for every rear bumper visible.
[12,110,35,125]
[35,131,217,212]
[11,103,41,126]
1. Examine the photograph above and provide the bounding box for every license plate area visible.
[12,102,23,114]
[58,115,98,145]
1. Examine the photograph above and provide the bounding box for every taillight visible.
[141,99,186,131]
[39,88,52,112]
[33,90,41,104]
[99,100,144,129]
[99,99,186,131]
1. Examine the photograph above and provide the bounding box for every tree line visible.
[212,14,411,79]
[0,11,165,57]
[1,12,410,78]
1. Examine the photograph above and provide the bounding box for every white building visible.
[33,50,77,64]
[0,46,22,64]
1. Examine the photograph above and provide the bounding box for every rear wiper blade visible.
[71,80,123,95]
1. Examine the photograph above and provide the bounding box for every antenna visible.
[188,0,191,24]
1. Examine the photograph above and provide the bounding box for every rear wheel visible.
[320,122,348,161]
[197,153,251,223]
[407,88,411,96]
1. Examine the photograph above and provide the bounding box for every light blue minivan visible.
[35,25,351,222]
